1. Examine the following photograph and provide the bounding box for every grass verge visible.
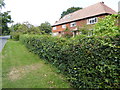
[2,40,71,88]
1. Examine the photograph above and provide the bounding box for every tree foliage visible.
[11,23,21,31]
[39,22,52,34]
[0,0,5,8]
[94,14,119,36]
[61,7,82,18]
[11,21,52,40]
[1,11,13,35]
[12,22,41,34]
[0,0,13,35]
[11,22,42,40]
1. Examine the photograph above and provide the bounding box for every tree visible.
[39,22,52,34]
[1,11,13,35]
[11,22,42,34]
[11,22,42,40]
[118,12,120,29]
[60,7,82,18]
[0,0,5,8]
[0,0,13,35]
[11,23,21,31]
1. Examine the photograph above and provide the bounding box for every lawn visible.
[2,40,71,88]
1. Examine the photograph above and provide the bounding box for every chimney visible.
[101,1,104,4]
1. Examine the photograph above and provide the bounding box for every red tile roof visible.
[53,2,117,26]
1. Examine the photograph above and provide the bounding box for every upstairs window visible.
[70,22,76,27]
[62,24,66,28]
[53,27,57,30]
[87,17,98,24]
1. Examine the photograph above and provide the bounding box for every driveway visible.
[0,36,10,52]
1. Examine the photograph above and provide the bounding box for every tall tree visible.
[61,7,82,18]
[0,0,13,35]
[1,11,13,35]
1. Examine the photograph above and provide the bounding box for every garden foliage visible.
[20,34,120,88]
[11,22,42,40]
[94,14,119,36]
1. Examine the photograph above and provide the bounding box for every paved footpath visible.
[0,36,10,52]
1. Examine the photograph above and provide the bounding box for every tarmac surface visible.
[0,36,10,52]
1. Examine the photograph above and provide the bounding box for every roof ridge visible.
[82,2,101,9]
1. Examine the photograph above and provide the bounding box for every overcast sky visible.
[2,0,120,26]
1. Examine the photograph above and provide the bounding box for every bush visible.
[20,34,120,88]
[10,32,21,41]
[94,14,119,36]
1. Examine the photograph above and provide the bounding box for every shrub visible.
[94,14,119,36]
[20,34,120,88]
[10,32,21,41]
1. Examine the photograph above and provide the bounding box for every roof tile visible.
[53,2,117,26]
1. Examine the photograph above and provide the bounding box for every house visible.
[52,2,117,37]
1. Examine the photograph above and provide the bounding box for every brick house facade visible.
[52,2,117,37]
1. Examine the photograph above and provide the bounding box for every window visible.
[62,24,66,28]
[53,27,57,30]
[70,22,76,27]
[87,17,98,24]
[87,29,94,36]
[52,32,58,36]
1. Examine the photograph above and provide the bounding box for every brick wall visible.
[52,14,107,33]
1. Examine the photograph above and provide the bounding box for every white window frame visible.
[70,22,76,27]
[87,17,98,25]
[62,24,66,28]
[53,27,57,30]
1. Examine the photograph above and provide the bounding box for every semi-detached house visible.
[52,2,117,37]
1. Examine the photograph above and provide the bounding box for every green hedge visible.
[20,34,120,88]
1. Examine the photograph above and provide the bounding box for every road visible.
[0,36,10,52]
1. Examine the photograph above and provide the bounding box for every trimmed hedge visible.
[20,34,120,88]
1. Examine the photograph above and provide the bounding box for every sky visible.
[2,0,120,26]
